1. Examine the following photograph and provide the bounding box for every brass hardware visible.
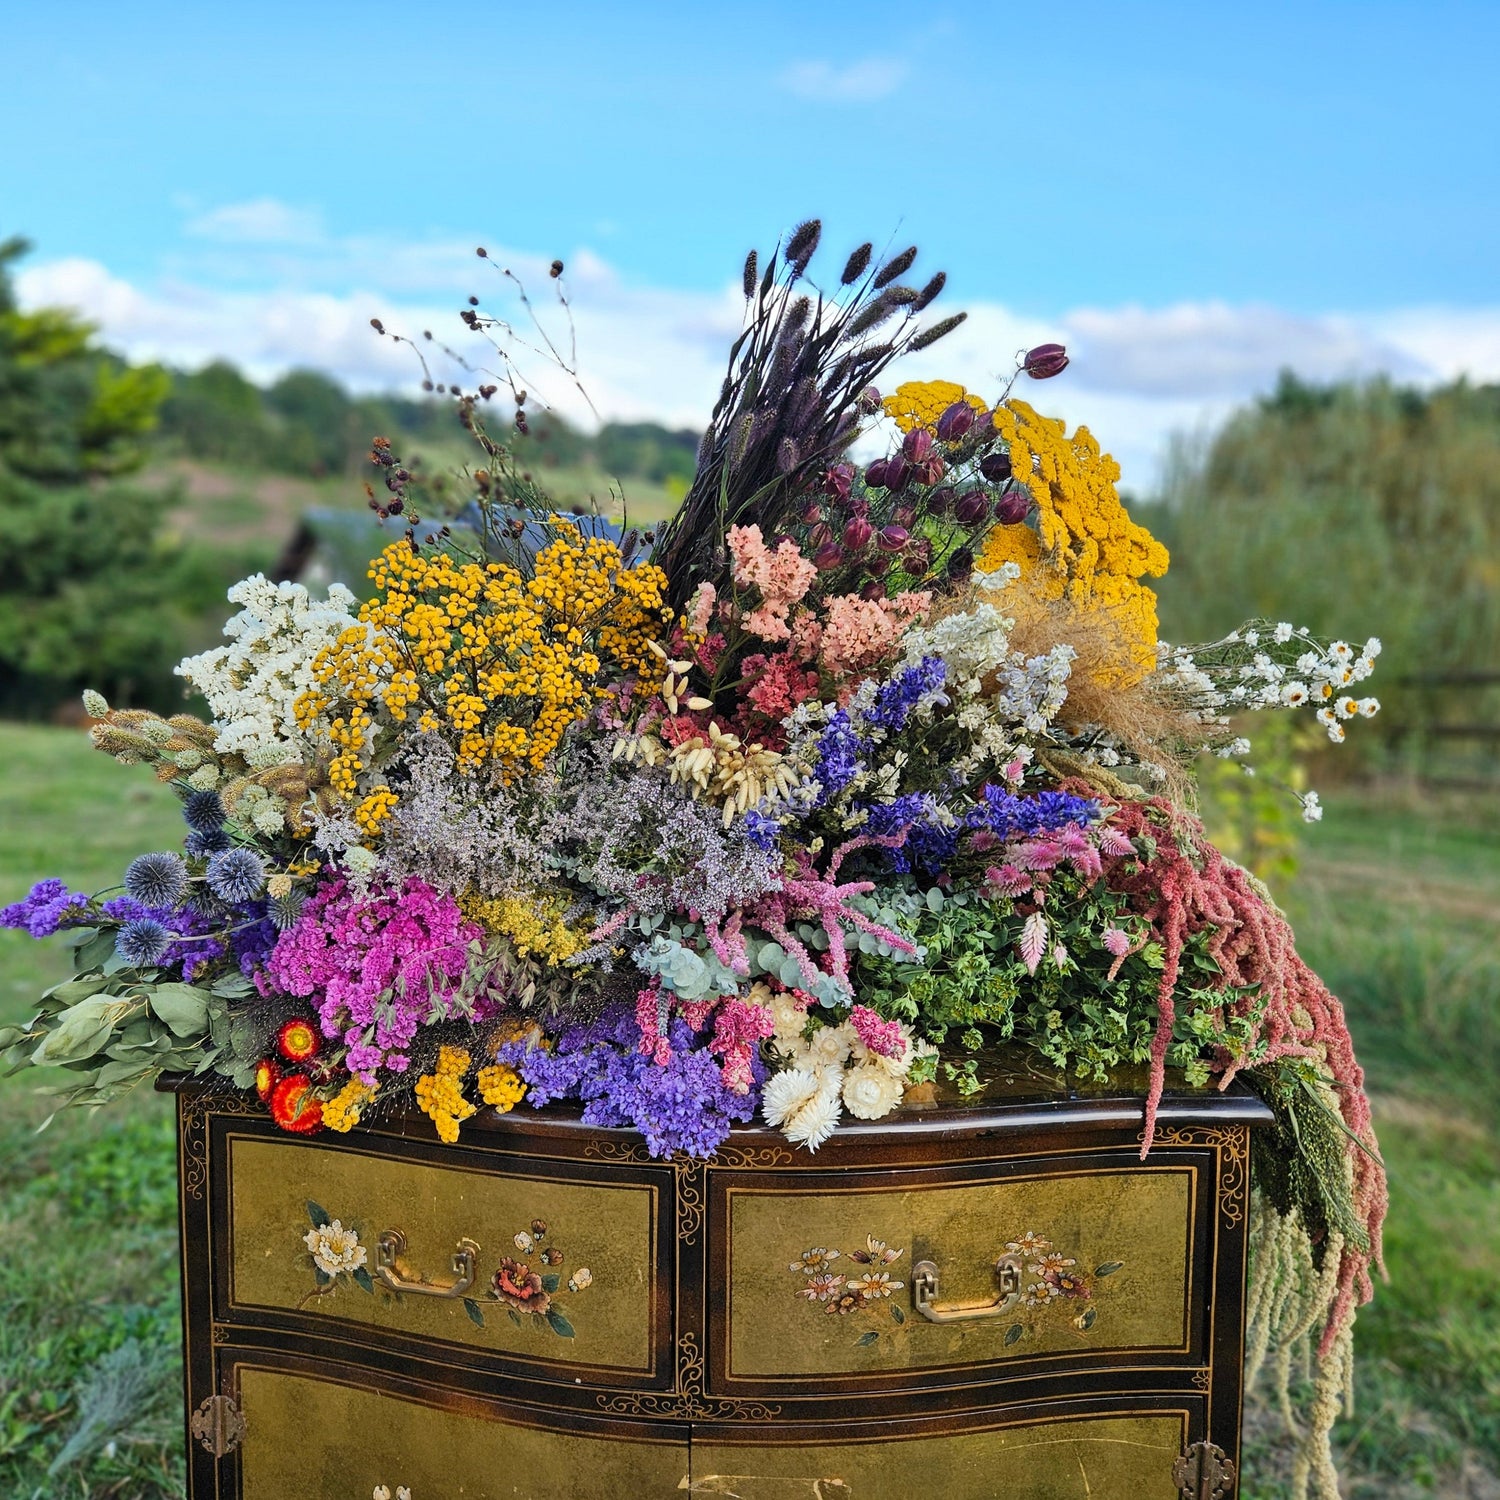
[189,1394,246,1457]
[1172,1439,1237,1499]
[911,1254,1024,1323]
[375,1228,480,1298]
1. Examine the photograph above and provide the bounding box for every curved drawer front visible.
[235,1365,687,1500]
[225,1134,662,1381]
[693,1412,1187,1499]
[720,1160,1196,1386]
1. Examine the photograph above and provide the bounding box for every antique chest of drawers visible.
[167,1056,1270,1499]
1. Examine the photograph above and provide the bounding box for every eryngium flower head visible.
[115,917,170,968]
[207,848,266,903]
[270,891,307,931]
[183,789,226,834]
[1022,342,1069,379]
[124,852,188,908]
[184,827,231,858]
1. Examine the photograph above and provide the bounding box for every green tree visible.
[0,237,221,716]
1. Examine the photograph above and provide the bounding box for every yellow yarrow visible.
[414,1045,477,1144]
[883,379,988,434]
[296,526,671,796]
[477,1063,526,1112]
[322,1078,377,1133]
[979,399,1169,685]
[460,889,589,966]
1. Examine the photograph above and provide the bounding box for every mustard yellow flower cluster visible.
[414,1045,479,1144]
[477,1063,526,1112]
[322,1078,377,1133]
[296,528,671,792]
[459,888,590,966]
[981,399,1170,684]
[354,785,399,837]
[882,379,988,433]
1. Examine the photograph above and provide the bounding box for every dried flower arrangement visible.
[2,223,1383,1496]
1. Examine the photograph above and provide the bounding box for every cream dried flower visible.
[841,1064,904,1121]
[304,1220,366,1277]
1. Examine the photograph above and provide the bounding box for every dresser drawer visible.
[710,1150,1202,1395]
[220,1130,671,1388]
[229,1359,688,1500]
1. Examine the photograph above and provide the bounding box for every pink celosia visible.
[848,1004,906,1059]
[819,591,930,678]
[709,995,775,1094]
[636,985,673,1066]
[742,651,822,723]
[728,524,817,642]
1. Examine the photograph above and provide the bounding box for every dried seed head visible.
[841,242,873,284]
[873,246,918,289]
[476,246,488,257]
[914,271,946,311]
[549,259,564,278]
[369,317,385,334]
[742,249,759,300]
[1022,342,1069,379]
[785,218,822,273]
[909,311,967,351]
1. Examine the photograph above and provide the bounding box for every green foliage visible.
[1146,372,1500,760]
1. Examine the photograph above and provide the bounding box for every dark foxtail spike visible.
[909,311,968,351]
[874,246,918,289]
[841,242,873,284]
[741,250,759,300]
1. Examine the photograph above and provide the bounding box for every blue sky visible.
[3,0,1497,483]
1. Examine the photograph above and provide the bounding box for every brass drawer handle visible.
[375,1229,480,1298]
[911,1254,1024,1323]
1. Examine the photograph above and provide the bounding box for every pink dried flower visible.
[818,591,930,679]
[1101,926,1132,958]
[848,1004,906,1060]
[728,524,817,642]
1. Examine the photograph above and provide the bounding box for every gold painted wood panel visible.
[227,1136,657,1374]
[235,1367,688,1500]
[727,1168,1193,1377]
[690,1413,1186,1498]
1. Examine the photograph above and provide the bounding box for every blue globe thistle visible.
[269,890,306,932]
[185,827,232,859]
[182,789,226,835]
[115,917,171,968]
[206,848,266,903]
[123,851,188,909]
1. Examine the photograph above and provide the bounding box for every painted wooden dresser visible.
[166,1056,1269,1499]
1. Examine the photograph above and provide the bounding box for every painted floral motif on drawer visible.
[790,1230,1123,1349]
[299,1201,592,1338]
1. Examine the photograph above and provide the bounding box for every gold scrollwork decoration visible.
[1145,1124,1249,1227]
[178,1089,260,1201]
[596,1334,782,1421]
[1191,1366,1212,1392]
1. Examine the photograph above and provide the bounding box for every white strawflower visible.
[842,1064,903,1121]
[762,1067,843,1150]
[766,986,808,1048]
[804,1022,852,1068]
[304,1220,366,1277]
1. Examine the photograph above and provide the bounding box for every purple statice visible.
[102,895,228,979]
[262,876,488,1083]
[231,907,279,975]
[1,878,91,938]
[501,1002,761,1159]
[865,656,948,733]
[809,709,863,808]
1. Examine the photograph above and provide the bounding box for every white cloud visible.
[16,210,1500,492]
[185,198,324,244]
[777,57,907,103]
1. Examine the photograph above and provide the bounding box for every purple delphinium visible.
[1,878,91,938]
[809,709,863,808]
[500,1003,762,1159]
[865,656,948,733]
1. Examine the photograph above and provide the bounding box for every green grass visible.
[2,726,1497,1495]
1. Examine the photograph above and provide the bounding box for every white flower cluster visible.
[759,988,924,1149]
[176,574,360,762]
[1155,624,1381,745]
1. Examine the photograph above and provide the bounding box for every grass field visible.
[1,725,1497,1496]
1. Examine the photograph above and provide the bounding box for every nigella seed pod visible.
[993,489,1030,526]
[928,485,955,516]
[980,452,1013,482]
[808,522,834,549]
[864,458,892,489]
[902,428,935,462]
[883,454,912,491]
[813,542,845,570]
[913,456,946,486]
[936,401,975,443]
[864,552,892,577]
[954,490,990,526]
[843,516,874,550]
[877,525,909,552]
[861,580,886,600]
[1023,342,1069,379]
[947,546,975,581]
[800,500,824,525]
[905,537,934,572]
[857,385,882,415]
[892,503,916,529]
[822,463,854,502]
